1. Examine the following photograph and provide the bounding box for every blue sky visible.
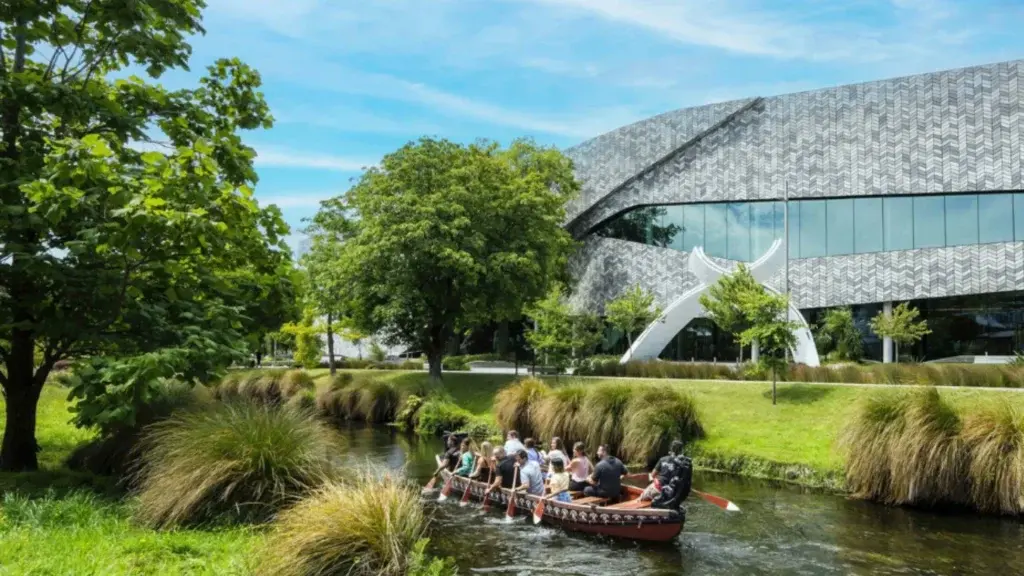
[160,0,1023,254]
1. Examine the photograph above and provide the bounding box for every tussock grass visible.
[579,383,633,453]
[841,388,1024,514]
[493,377,550,438]
[316,374,400,424]
[621,386,704,465]
[257,470,430,576]
[132,403,342,528]
[534,384,588,444]
[213,370,314,405]
[356,379,401,423]
[961,404,1024,515]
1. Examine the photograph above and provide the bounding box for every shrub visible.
[961,404,1024,515]
[257,471,444,576]
[316,374,399,424]
[533,384,588,444]
[413,397,473,437]
[132,403,342,528]
[394,394,425,432]
[493,377,550,438]
[356,379,401,423]
[621,386,704,465]
[285,388,317,412]
[65,379,211,481]
[441,356,469,371]
[212,370,313,405]
[399,359,424,370]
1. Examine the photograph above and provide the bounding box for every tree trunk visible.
[326,312,336,376]
[625,331,632,350]
[496,321,509,357]
[1,331,43,472]
[427,351,443,382]
[895,342,899,364]
[771,368,777,406]
[255,350,263,367]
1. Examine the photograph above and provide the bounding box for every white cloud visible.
[253,146,374,172]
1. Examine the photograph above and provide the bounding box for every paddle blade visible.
[505,491,516,520]
[438,476,454,502]
[424,476,437,490]
[694,489,740,512]
[459,481,472,507]
[533,499,545,524]
[482,491,491,512]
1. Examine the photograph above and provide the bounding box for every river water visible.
[343,428,1024,576]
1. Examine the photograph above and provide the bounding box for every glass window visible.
[751,202,776,260]
[704,204,728,258]
[774,202,785,241]
[944,195,978,247]
[659,205,684,250]
[883,197,913,251]
[726,203,751,261]
[979,194,1014,244]
[798,200,827,258]
[787,202,800,258]
[681,204,705,252]
[826,198,854,256]
[914,196,945,248]
[1015,193,1024,242]
[853,198,883,253]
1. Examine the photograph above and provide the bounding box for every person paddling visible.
[642,440,693,510]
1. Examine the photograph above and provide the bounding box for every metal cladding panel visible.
[569,237,1024,313]
[567,60,1024,237]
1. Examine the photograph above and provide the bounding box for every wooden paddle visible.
[505,466,520,521]
[423,476,437,492]
[459,476,472,507]
[482,469,494,512]
[533,490,568,524]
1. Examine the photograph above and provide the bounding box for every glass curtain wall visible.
[591,192,1024,262]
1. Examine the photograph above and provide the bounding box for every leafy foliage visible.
[604,284,662,349]
[870,303,931,363]
[698,264,762,359]
[815,307,863,362]
[0,0,288,470]
[322,137,578,380]
[525,288,603,375]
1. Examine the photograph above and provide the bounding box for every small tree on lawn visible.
[526,290,574,376]
[870,303,931,363]
[699,264,761,361]
[815,307,863,362]
[736,288,798,406]
[281,309,325,369]
[605,285,663,350]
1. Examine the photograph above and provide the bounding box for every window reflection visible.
[592,191,1024,262]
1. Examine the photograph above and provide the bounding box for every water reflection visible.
[343,428,1024,575]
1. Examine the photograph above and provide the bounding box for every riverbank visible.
[309,370,1024,490]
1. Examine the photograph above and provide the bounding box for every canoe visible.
[434,456,684,542]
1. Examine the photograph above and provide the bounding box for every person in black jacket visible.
[643,440,692,511]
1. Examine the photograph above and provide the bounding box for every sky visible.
[154,0,1024,254]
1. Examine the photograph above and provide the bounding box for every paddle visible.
[622,473,740,512]
[437,474,454,502]
[533,490,568,524]
[505,466,520,521]
[482,468,494,512]
[423,476,437,492]
[459,476,473,507]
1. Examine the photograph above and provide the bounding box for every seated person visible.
[503,430,525,455]
[584,444,629,502]
[431,434,462,479]
[514,449,545,496]
[485,447,518,495]
[641,440,692,503]
[546,458,572,503]
[469,441,494,480]
[524,437,544,465]
[567,442,593,491]
[454,438,476,477]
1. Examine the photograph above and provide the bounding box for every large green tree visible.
[329,137,578,380]
[0,1,286,470]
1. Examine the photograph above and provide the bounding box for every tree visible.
[525,288,603,377]
[0,2,285,470]
[735,288,798,406]
[605,284,662,350]
[699,264,761,361]
[814,307,863,362]
[281,309,324,369]
[870,303,931,363]
[329,137,578,381]
[224,261,301,367]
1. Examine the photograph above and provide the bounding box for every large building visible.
[565,59,1024,363]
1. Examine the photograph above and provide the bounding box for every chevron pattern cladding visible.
[568,60,1024,236]
[571,237,1024,313]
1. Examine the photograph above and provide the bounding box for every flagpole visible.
[784,180,790,364]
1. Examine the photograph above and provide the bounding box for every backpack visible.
[652,456,692,511]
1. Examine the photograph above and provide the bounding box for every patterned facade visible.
[567,60,1024,321]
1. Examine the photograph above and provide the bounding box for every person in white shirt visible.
[503,430,525,455]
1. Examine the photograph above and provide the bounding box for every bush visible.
[65,379,211,480]
[621,386,704,465]
[533,384,588,444]
[412,397,473,437]
[493,377,550,438]
[441,356,469,371]
[579,383,633,452]
[257,470,452,576]
[132,403,342,528]
[839,388,1024,515]
[316,374,400,424]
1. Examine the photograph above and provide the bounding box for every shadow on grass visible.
[761,384,836,405]
[0,468,121,501]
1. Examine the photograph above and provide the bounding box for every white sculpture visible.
[620,239,820,366]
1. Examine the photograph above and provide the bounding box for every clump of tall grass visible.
[961,404,1024,515]
[213,370,314,405]
[493,377,550,438]
[579,383,633,452]
[132,403,342,528]
[890,388,965,506]
[533,384,588,443]
[621,386,704,465]
[257,469,451,576]
[316,374,399,424]
[838,391,908,502]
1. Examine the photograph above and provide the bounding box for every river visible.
[342,427,1024,576]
